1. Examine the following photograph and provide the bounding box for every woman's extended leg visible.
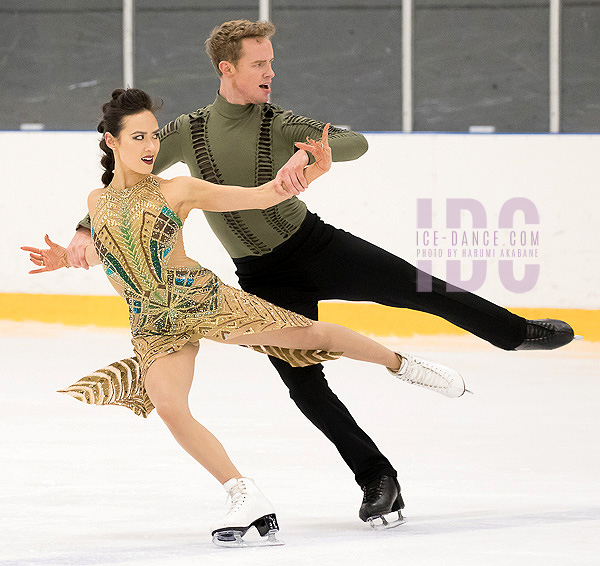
[144,342,241,484]
[223,321,400,369]
[220,321,466,398]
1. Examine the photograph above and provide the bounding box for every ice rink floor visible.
[1,321,598,566]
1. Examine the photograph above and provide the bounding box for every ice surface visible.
[1,322,598,566]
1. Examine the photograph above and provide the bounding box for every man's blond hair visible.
[205,19,276,76]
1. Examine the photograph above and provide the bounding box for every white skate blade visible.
[367,511,406,531]
[212,529,284,548]
[574,335,583,341]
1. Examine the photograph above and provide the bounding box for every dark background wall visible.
[1,0,598,132]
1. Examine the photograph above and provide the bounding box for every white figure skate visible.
[211,477,284,548]
[388,352,467,398]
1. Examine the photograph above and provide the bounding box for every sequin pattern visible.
[59,175,341,417]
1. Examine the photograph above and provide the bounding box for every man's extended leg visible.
[310,224,572,350]
[311,227,524,349]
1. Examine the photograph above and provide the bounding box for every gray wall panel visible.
[135,7,256,125]
[414,2,549,132]
[562,2,600,132]
[271,4,403,131]
[1,2,122,130]
[1,1,598,132]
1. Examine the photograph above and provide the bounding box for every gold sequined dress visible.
[59,175,340,417]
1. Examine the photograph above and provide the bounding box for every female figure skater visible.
[23,89,465,546]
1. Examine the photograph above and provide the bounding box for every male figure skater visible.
[68,19,574,528]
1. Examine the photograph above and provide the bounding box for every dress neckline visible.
[108,174,155,192]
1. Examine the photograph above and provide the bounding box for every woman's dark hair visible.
[97,88,162,186]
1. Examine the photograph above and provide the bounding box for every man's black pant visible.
[234,212,526,487]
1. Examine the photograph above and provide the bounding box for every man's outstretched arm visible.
[282,113,368,162]
[277,113,367,193]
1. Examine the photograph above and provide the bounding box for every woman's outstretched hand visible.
[21,235,70,274]
[295,122,332,175]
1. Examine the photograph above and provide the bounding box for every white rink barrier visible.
[3,131,599,310]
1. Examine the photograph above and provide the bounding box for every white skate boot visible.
[211,477,284,548]
[388,352,466,398]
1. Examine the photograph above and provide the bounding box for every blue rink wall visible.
[2,131,599,339]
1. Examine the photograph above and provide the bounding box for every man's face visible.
[228,37,275,104]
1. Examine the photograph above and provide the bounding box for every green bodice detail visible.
[91,175,218,335]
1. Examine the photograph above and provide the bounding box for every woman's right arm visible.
[21,188,102,273]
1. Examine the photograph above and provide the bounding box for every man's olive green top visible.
[82,93,368,258]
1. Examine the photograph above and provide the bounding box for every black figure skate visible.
[359,475,406,530]
[515,319,579,350]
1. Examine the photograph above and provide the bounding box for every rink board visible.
[1,292,598,342]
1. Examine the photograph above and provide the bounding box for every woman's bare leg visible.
[144,343,241,484]
[221,321,401,371]
[220,321,466,398]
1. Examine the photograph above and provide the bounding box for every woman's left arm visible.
[169,124,332,216]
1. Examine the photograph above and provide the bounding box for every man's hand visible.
[66,228,92,269]
[21,235,70,274]
[295,123,331,174]
[275,149,309,196]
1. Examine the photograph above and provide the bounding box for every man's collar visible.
[213,91,257,119]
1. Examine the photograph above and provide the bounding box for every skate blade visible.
[574,335,583,341]
[367,511,406,531]
[212,529,284,548]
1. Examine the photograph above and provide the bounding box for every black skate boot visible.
[515,319,576,350]
[359,475,406,530]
